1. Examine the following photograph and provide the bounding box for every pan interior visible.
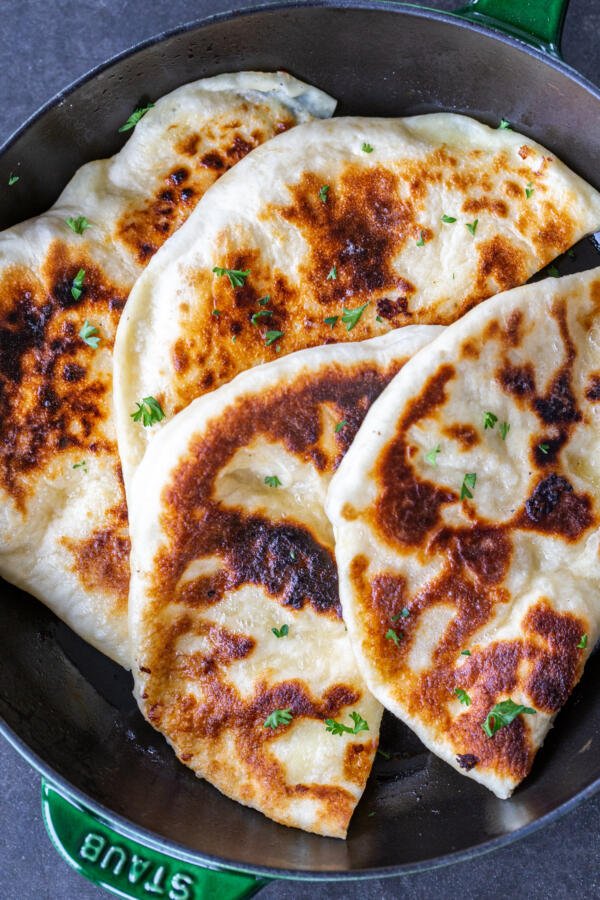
[1,3,599,876]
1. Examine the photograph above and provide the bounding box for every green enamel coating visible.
[454,0,570,55]
[41,780,269,899]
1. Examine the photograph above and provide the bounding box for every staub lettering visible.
[79,833,194,899]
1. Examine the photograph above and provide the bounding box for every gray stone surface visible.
[0,1,599,898]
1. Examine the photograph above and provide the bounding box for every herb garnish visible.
[7,173,19,186]
[499,422,510,440]
[212,266,250,288]
[385,628,403,647]
[118,103,155,132]
[392,608,410,622]
[325,711,369,736]
[466,219,478,236]
[483,411,498,430]
[264,708,293,729]
[361,143,374,153]
[577,634,588,649]
[539,443,550,454]
[66,215,91,234]
[265,330,283,346]
[425,444,441,466]
[377,749,392,760]
[326,265,337,281]
[72,461,88,473]
[416,231,425,247]
[547,265,560,277]
[272,624,289,638]
[498,118,511,130]
[212,309,220,317]
[567,249,576,259]
[441,214,457,224]
[79,320,100,349]
[131,396,165,427]
[324,315,338,328]
[264,475,282,488]
[461,650,471,656]
[455,688,471,707]
[461,473,477,500]
[375,315,383,323]
[319,184,330,203]
[525,182,534,199]
[341,302,369,331]
[251,309,273,324]
[482,699,536,737]
[335,420,348,433]
[258,295,270,306]
[70,268,86,300]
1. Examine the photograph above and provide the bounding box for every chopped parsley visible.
[361,143,374,153]
[325,711,369,736]
[460,649,471,656]
[498,118,511,130]
[538,443,550,454]
[271,624,289,638]
[461,472,477,500]
[265,329,283,346]
[577,634,588,649]
[466,219,478,236]
[392,608,410,622]
[324,315,339,328]
[483,411,498,430]
[375,315,383,323]
[7,173,19,186]
[525,182,534,199]
[341,301,369,331]
[211,309,220,318]
[567,249,576,259]
[289,549,296,561]
[251,309,273,324]
[441,214,457,224]
[482,699,536,738]
[377,749,392,760]
[258,295,270,305]
[416,231,425,247]
[326,265,337,281]
[425,444,441,466]
[264,475,282,488]
[79,320,100,348]
[499,422,510,440]
[547,265,560,277]
[385,627,403,647]
[72,461,88,472]
[455,688,471,707]
[264,708,293,729]
[66,215,91,234]
[319,184,330,203]
[118,102,155,132]
[70,268,86,300]
[335,419,348,433]
[212,266,250,288]
[130,396,165,427]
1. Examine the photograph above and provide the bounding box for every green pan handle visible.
[41,780,270,899]
[453,0,570,56]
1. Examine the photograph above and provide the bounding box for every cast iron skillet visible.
[1,0,600,894]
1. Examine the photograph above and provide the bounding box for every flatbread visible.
[129,327,441,837]
[0,72,335,666]
[326,268,600,799]
[114,112,600,486]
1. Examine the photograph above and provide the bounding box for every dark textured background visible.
[1,1,599,897]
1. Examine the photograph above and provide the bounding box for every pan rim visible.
[1,0,599,880]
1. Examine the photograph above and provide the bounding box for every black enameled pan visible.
[1,2,599,896]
